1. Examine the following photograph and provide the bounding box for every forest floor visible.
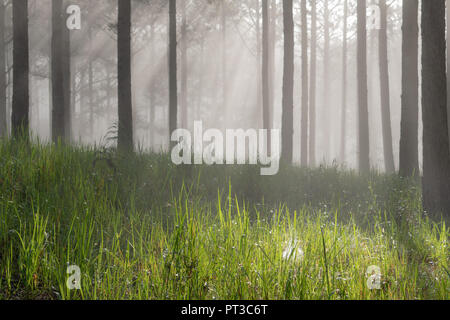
[0,138,448,300]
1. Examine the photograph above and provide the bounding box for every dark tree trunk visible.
[88,26,94,140]
[63,3,72,141]
[117,0,133,152]
[0,1,6,137]
[12,0,30,139]
[448,0,450,141]
[168,0,178,147]
[309,0,317,167]
[281,0,294,164]
[180,0,188,129]
[357,0,370,173]
[52,0,65,143]
[378,0,395,173]
[300,0,308,167]
[340,0,348,164]
[262,0,271,154]
[422,0,450,216]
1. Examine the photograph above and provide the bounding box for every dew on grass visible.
[282,238,304,262]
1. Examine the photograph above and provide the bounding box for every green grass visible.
[0,137,448,300]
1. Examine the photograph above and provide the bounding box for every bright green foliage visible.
[0,138,448,299]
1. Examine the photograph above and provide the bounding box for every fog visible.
[2,0,414,171]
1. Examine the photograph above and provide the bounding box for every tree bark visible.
[357,0,370,173]
[422,0,450,216]
[262,0,271,154]
[323,0,330,162]
[300,0,308,167]
[378,0,395,173]
[168,0,178,148]
[12,0,30,139]
[63,2,72,141]
[309,0,317,167]
[180,0,188,129]
[52,0,65,143]
[281,0,294,164]
[117,0,133,152]
[340,0,348,164]
[0,1,6,137]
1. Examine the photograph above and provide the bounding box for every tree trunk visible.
[262,0,271,154]
[117,0,133,152]
[168,0,178,148]
[63,2,71,142]
[357,0,370,173]
[281,0,294,164]
[309,0,317,167]
[0,1,6,137]
[300,0,308,167]
[222,0,227,115]
[12,0,30,139]
[340,0,348,164]
[422,0,450,216]
[256,0,262,129]
[180,0,188,129]
[52,0,65,143]
[378,0,395,173]
[323,0,330,162]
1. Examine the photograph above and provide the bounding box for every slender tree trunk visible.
[52,0,65,143]
[222,0,227,114]
[12,0,30,139]
[281,0,294,164]
[88,27,94,141]
[269,0,276,131]
[256,0,262,128]
[300,0,308,167]
[0,1,6,137]
[180,0,188,129]
[63,2,71,141]
[309,0,317,167]
[378,0,395,173]
[447,0,450,140]
[399,0,419,177]
[422,0,450,216]
[168,0,178,147]
[323,0,330,162]
[149,15,155,148]
[357,0,370,173]
[340,0,348,164]
[262,0,271,154]
[117,0,133,152]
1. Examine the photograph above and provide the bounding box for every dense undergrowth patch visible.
[0,138,448,299]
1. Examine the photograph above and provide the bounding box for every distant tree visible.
[117,0,133,152]
[168,0,177,147]
[281,0,294,164]
[421,0,450,216]
[309,0,317,167]
[323,0,330,162]
[11,0,30,138]
[357,0,370,173]
[378,0,395,173]
[0,1,6,137]
[340,0,348,164]
[63,2,71,141]
[262,0,271,153]
[300,0,308,167]
[399,0,419,177]
[180,0,188,129]
[52,0,66,143]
